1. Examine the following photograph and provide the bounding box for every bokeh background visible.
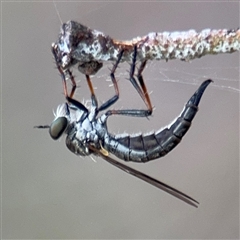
[2,1,239,239]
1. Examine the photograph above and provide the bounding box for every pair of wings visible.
[89,146,199,208]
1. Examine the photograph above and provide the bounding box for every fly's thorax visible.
[49,102,88,141]
[74,116,99,143]
[65,117,101,156]
[65,133,92,156]
[64,109,109,157]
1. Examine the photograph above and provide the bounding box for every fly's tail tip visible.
[201,79,213,87]
[190,79,212,106]
[198,79,213,95]
[205,79,213,84]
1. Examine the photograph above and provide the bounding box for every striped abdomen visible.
[103,80,212,162]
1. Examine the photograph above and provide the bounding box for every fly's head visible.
[48,103,71,140]
[35,102,81,141]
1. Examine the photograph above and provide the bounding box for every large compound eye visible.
[49,117,68,140]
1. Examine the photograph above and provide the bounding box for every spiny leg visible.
[129,45,153,116]
[66,81,152,118]
[137,60,153,115]
[52,43,152,117]
[97,50,124,112]
[66,74,141,118]
[52,48,97,110]
[85,74,98,109]
[70,51,123,112]
[83,46,153,116]
[67,69,77,98]
[98,46,154,118]
[66,55,151,117]
[51,43,151,118]
[70,57,120,112]
[65,73,99,116]
[103,45,153,117]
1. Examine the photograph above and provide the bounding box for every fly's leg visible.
[137,60,153,115]
[98,46,153,115]
[67,69,77,98]
[129,45,153,116]
[72,47,151,116]
[72,50,124,112]
[52,43,152,116]
[103,45,154,117]
[66,74,100,117]
[66,82,152,118]
[98,46,154,118]
[85,74,98,109]
[97,50,124,112]
[87,46,152,114]
[53,44,151,118]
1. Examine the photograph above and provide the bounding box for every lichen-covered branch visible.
[55,21,240,68]
[124,28,240,62]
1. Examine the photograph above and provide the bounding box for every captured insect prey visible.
[51,21,239,114]
[35,79,212,208]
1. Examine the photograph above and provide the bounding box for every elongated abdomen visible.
[104,79,212,162]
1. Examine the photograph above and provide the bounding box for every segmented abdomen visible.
[103,80,212,162]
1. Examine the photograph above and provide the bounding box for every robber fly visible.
[35,79,212,208]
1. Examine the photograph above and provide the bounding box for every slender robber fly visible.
[35,79,212,208]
